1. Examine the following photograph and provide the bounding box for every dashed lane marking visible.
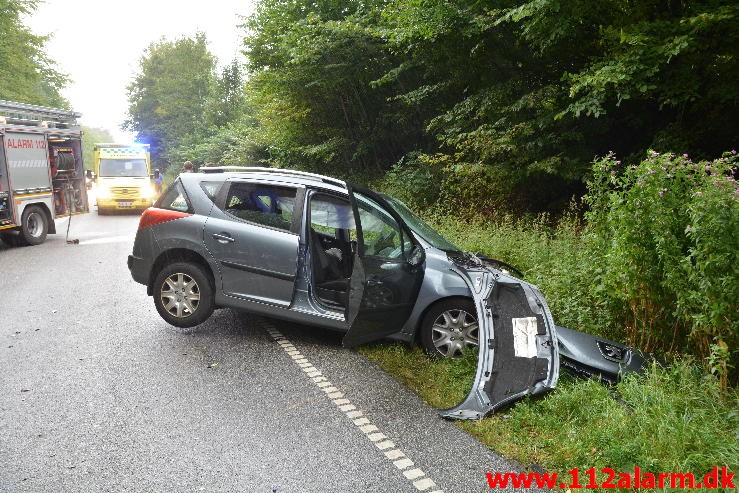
[263,323,444,493]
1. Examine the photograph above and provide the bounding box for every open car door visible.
[341,186,425,347]
[440,260,560,419]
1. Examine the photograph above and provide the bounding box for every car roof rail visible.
[199,166,346,187]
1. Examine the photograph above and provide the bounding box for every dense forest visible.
[124,0,737,212]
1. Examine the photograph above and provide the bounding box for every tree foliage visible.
[241,0,738,210]
[242,0,429,175]
[124,34,217,168]
[0,0,68,107]
[81,126,114,171]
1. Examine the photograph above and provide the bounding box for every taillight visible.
[138,207,192,230]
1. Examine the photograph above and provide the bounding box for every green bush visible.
[584,151,738,387]
[381,153,443,211]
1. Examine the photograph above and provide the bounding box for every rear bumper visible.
[128,254,150,286]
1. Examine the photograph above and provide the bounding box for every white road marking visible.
[264,323,445,493]
[414,478,438,491]
[359,424,378,434]
[404,468,425,480]
[394,458,414,469]
[376,440,395,450]
[368,432,386,442]
[385,450,405,460]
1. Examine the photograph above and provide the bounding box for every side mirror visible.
[407,244,424,266]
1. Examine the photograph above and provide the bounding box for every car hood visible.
[439,258,560,420]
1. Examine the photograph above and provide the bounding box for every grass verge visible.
[360,343,739,488]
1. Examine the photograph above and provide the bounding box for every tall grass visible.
[427,210,624,343]
[460,361,738,483]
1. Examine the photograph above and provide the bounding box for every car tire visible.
[420,298,479,359]
[19,205,48,246]
[153,262,214,328]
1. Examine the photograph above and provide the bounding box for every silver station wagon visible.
[128,167,647,419]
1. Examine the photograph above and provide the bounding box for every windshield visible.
[99,159,148,177]
[383,196,462,253]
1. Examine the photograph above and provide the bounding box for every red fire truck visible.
[0,100,89,246]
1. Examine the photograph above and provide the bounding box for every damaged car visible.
[128,167,648,419]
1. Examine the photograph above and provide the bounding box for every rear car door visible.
[203,179,302,307]
[342,187,425,346]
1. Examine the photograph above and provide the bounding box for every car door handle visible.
[212,232,235,244]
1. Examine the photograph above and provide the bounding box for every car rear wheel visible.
[153,262,214,327]
[420,299,479,359]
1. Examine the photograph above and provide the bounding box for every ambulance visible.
[93,143,155,214]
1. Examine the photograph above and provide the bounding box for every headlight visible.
[97,185,111,198]
[141,185,154,199]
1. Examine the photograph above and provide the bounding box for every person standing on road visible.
[153,169,163,195]
[182,161,194,173]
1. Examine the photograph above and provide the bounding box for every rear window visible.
[156,181,191,212]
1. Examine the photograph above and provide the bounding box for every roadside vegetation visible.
[363,342,738,484]
[0,0,68,107]
[362,150,737,478]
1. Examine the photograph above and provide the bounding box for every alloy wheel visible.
[160,273,201,318]
[431,309,479,358]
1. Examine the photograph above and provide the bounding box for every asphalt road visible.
[0,209,531,492]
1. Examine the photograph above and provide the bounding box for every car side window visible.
[223,182,296,231]
[200,181,222,202]
[156,181,190,212]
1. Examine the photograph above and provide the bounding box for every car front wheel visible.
[153,262,214,327]
[420,299,479,359]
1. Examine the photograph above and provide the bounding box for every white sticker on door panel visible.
[512,317,538,358]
